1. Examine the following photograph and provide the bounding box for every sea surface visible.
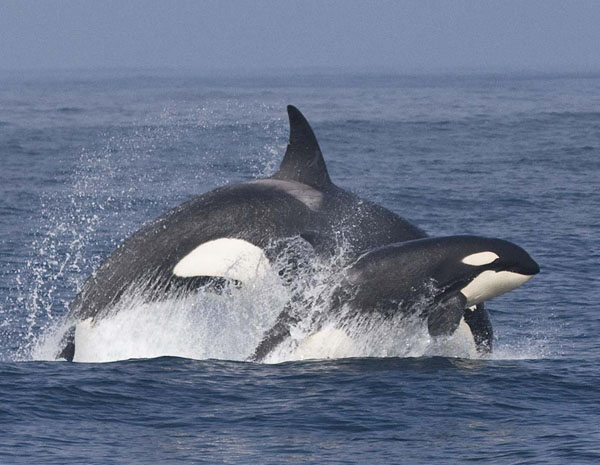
[1,70,599,464]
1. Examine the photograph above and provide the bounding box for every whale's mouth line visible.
[506,263,540,276]
[486,261,540,276]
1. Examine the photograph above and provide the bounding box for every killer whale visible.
[251,235,539,361]
[56,105,538,362]
[57,105,427,361]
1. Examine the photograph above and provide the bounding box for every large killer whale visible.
[56,105,538,361]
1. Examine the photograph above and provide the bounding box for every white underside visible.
[289,326,357,360]
[279,318,479,362]
[72,318,94,362]
[173,238,270,282]
[454,317,477,352]
[460,270,533,306]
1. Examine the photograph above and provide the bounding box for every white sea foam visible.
[33,273,288,363]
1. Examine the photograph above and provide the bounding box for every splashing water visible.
[16,103,550,364]
[32,274,288,362]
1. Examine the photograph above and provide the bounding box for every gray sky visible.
[1,0,599,73]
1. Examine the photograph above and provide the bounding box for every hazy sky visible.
[1,0,599,73]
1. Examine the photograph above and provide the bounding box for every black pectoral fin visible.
[427,293,466,337]
[56,325,76,362]
[250,308,300,362]
[463,303,493,354]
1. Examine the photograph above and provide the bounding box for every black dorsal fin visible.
[271,105,333,190]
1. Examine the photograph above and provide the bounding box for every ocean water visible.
[1,70,599,463]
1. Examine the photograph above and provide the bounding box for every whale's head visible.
[425,235,540,306]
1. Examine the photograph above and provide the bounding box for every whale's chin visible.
[460,271,534,307]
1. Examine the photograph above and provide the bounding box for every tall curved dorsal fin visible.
[271,105,333,190]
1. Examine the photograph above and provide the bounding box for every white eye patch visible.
[461,251,499,266]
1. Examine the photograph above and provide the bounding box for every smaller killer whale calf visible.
[252,236,539,361]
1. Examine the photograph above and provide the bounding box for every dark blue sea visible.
[1,70,599,464]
